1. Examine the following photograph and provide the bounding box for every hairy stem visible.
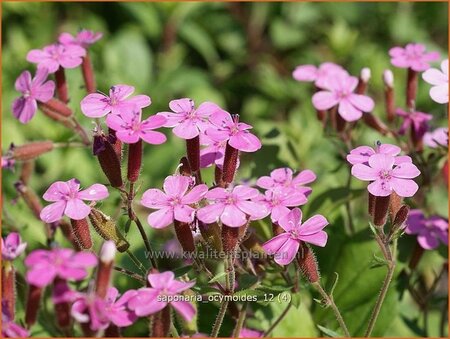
[113,266,146,284]
[211,300,229,337]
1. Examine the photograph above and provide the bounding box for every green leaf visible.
[317,324,342,337]
[208,271,227,284]
[178,22,219,66]
[291,292,302,309]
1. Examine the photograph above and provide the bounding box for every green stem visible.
[232,302,248,338]
[211,300,229,338]
[263,302,292,337]
[113,266,146,284]
[126,250,147,275]
[313,283,351,337]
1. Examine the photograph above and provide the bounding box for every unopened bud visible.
[388,192,402,221]
[221,224,240,253]
[89,208,130,252]
[55,67,69,104]
[70,218,93,250]
[383,70,394,88]
[297,244,320,283]
[127,140,142,183]
[93,133,123,188]
[368,192,376,217]
[174,220,195,253]
[108,128,122,159]
[58,220,81,250]
[356,68,371,94]
[392,205,410,230]
[9,141,54,161]
[39,98,73,118]
[100,240,117,264]
[96,241,116,299]
[373,195,391,227]
[406,68,418,110]
[361,67,371,83]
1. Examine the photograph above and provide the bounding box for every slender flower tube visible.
[96,241,116,299]
[383,70,396,122]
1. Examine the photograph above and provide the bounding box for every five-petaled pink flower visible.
[422,59,448,104]
[424,127,448,148]
[396,109,433,140]
[1,233,27,261]
[262,208,328,266]
[292,62,346,88]
[406,210,448,250]
[40,178,109,223]
[206,109,261,152]
[351,153,420,197]
[72,287,137,331]
[255,188,308,223]
[58,29,103,48]
[106,110,167,144]
[157,98,215,139]
[128,271,196,321]
[199,133,241,169]
[239,328,263,338]
[312,72,375,122]
[25,248,97,287]
[256,168,315,197]
[141,175,208,229]
[347,143,412,166]
[26,43,86,73]
[389,43,440,72]
[197,185,267,227]
[81,84,151,118]
[12,68,55,124]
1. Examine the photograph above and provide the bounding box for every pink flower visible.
[239,328,263,338]
[52,279,81,304]
[105,110,167,144]
[72,287,137,331]
[59,29,103,48]
[389,43,440,72]
[81,84,151,118]
[141,175,208,229]
[25,248,97,287]
[128,271,196,321]
[312,72,375,122]
[2,305,29,338]
[40,178,109,223]
[262,208,328,266]
[422,59,448,104]
[256,168,315,197]
[351,153,420,197]
[406,210,448,250]
[26,43,86,73]
[11,68,55,124]
[255,188,308,223]
[1,156,15,171]
[292,62,346,88]
[346,143,412,166]
[396,109,432,140]
[157,98,215,139]
[206,109,261,152]
[199,133,241,169]
[1,233,27,261]
[424,127,448,148]
[197,185,267,227]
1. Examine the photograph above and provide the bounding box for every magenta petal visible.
[171,301,196,322]
[262,233,291,255]
[233,185,259,200]
[390,178,418,198]
[392,163,420,179]
[133,296,167,317]
[273,238,300,266]
[33,80,55,103]
[348,94,375,112]
[72,252,98,267]
[174,205,195,223]
[299,231,328,247]
[141,189,169,208]
[292,170,316,185]
[312,91,338,111]
[197,204,225,224]
[182,184,208,204]
[148,272,175,289]
[43,181,71,201]
[169,98,194,113]
[140,131,167,145]
[116,129,140,144]
[127,94,152,109]
[173,120,199,139]
[221,205,247,227]
[351,164,378,181]
[158,112,184,127]
[110,84,134,100]
[299,215,328,235]
[338,99,362,122]
[229,131,261,152]
[27,266,57,287]
[64,199,91,220]
[78,184,109,201]
[369,153,395,170]
[256,176,274,189]
[58,266,88,281]
[142,115,167,129]
[367,180,391,197]
[164,175,191,197]
[378,144,401,156]
[81,93,111,118]
[417,233,439,250]
[292,65,317,82]
[40,201,66,223]
[236,201,267,220]
[205,187,228,200]
[278,208,302,232]
[147,208,174,229]
[15,71,32,92]
[12,97,37,124]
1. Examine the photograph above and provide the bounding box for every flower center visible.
[225,196,236,205]
[169,197,181,206]
[378,170,392,180]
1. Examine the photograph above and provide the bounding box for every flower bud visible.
[108,128,122,159]
[297,244,320,283]
[71,218,93,250]
[356,67,371,94]
[93,132,123,188]
[368,192,376,217]
[361,67,371,83]
[221,143,240,187]
[221,224,239,253]
[96,241,116,299]
[53,279,72,329]
[388,192,402,221]
[25,285,42,328]
[39,98,73,118]
[392,205,410,231]
[383,70,394,88]
[127,140,142,183]
[89,208,130,252]
[174,220,196,253]
[20,160,34,185]
[9,141,54,161]
[373,195,391,227]
[81,53,96,94]
[151,305,171,337]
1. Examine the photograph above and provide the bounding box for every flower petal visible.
[229,131,261,152]
[147,208,174,229]
[64,199,91,220]
[351,164,378,181]
[299,231,328,247]
[392,163,420,179]
[299,215,329,235]
[197,204,225,224]
[278,208,302,232]
[312,91,338,111]
[171,301,196,322]
[338,99,363,122]
[390,178,419,198]
[81,93,111,118]
[163,175,191,197]
[141,189,168,208]
[221,205,247,227]
[273,238,300,266]
[262,233,291,255]
[40,201,66,223]
[181,184,208,204]
[174,205,195,223]
[77,184,109,201]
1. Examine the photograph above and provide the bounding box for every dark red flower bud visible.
[373,195,391,227]
[38,99,73,121]
[174,220,196,253]
[81,53,96,94]
[108,128,122,160]
[9,141,54,161]
[297,243,320,283]
[221,143,239,187]
[25,285,42,328]
[55,67,69,104]
[127,140,142,183]
[58,220,81,250]
[392,205,410,230]
[71,218,93,250]
[93,133,123,188]
[221,224,239,253]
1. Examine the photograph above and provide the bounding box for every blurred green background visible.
[2,2,448,338]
